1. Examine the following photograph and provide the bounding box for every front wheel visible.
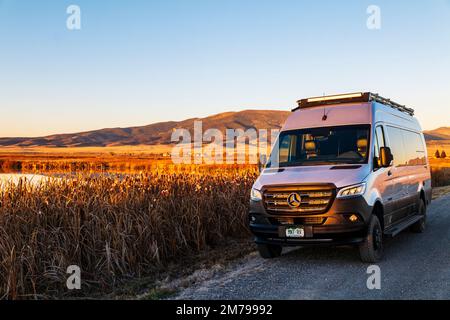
[359,215,384,263]
[257,244,282,259]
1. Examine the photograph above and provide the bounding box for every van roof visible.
[283,102,373,131]
[293,92,414,116]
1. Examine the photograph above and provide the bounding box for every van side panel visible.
[365,122,397,228]
[372,102,432,226]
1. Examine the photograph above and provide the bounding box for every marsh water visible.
[0,173,53,186]
[0,172,129,187]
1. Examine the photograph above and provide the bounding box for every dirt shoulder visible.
[432,186,450,200]
[114,239,256,300]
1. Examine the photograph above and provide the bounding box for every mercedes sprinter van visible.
[249,92,432,262]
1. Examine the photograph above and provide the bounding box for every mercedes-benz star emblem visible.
[287,193,302,208]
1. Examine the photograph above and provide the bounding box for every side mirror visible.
[379,147,393,168]
[258,154,267,173]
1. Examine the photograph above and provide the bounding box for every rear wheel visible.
[257,244,282,259]
[410,199,426,233]
[359,215,384,263]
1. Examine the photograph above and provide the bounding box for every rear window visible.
[386,126,426,166]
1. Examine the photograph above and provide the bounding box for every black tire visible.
[359,215,384,263]
[410,198,426,233]
[257,244,282,259]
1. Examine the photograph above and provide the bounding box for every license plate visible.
[285,227,305,238]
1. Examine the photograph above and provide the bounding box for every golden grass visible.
[429,158,450,168]
[0,145,174,156]
[0,146,173,173]
[432,186,450,200]
[430,166,450,187]
[0,168,258,299]
[0,146,259,173]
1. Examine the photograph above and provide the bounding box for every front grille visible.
[263,185,336,214]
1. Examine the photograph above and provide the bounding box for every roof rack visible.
[293,92,414,116]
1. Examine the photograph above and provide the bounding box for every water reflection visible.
[0,174,51,186]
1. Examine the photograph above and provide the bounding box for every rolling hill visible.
[0,110,290,147]
[0,111,448,148]
[424,127,450,141]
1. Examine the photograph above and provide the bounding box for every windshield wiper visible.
[280,161,345,167]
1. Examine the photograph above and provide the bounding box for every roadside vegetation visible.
[431,167,450,187]
[0,168,257,299]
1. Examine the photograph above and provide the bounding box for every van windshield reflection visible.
[266,125,370,168]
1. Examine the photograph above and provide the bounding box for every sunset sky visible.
[1,0,449,137]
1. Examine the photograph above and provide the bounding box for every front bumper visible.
[249,195,372,246]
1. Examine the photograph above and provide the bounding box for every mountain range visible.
[0,110,447,148]
[0,110,290,147]
[423,127,450,142]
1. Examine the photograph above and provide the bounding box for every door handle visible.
[387,170,392,176]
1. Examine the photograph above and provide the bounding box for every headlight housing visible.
[337,183,366,199]
[250,188,262,201]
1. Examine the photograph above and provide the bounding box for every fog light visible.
[349,214,359,223]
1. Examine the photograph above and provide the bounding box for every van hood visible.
[253,165,371,190]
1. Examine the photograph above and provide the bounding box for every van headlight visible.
[337,183,366,199]
[250,188,263,201]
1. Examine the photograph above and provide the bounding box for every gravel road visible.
[176,194,450,300]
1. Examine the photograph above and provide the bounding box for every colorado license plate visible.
[285,227,305,238]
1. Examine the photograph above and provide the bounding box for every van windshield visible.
[267,125,370,168]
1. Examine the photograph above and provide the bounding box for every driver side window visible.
[374,126,385,168]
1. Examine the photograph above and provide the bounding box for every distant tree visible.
[435,149,441,158]
[441,150,447,158]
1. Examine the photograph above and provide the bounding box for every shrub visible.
[431,167,450,187]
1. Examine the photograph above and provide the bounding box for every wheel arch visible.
[419,189,426,204]
[372,200,385,230]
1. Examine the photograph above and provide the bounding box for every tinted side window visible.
[279,134,293,163]
[386,126,407,166]
[376,126,386,148]
[374,126,385,166]
[402,131,426,166]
